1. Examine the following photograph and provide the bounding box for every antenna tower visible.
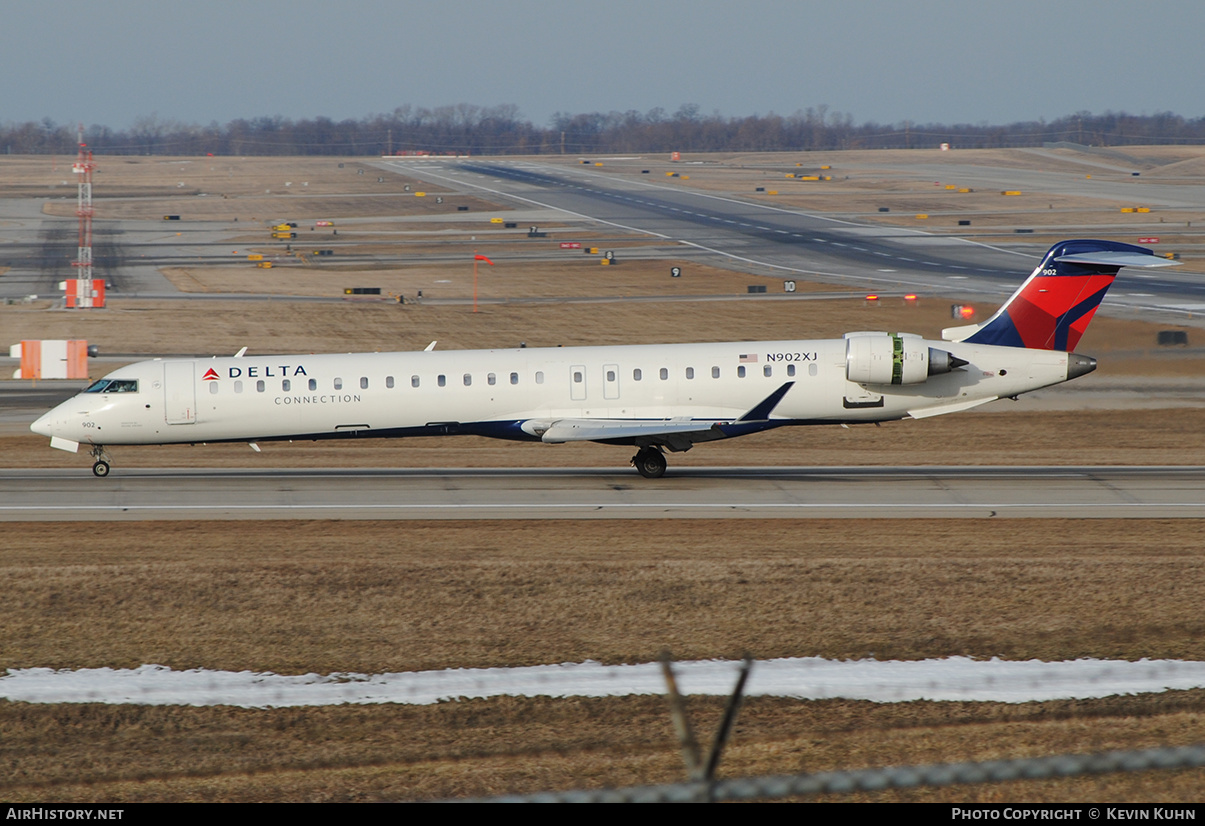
[70,124,98,307]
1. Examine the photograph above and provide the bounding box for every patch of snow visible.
[3,657,1203,709]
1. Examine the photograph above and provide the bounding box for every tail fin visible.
[943,240,1178,351]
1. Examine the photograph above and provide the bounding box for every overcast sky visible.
[3,0,1201,131]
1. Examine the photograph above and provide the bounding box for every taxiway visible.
[2,465,1204,520]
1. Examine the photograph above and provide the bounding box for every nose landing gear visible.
[631,446,667,479]
[89,445,112,478]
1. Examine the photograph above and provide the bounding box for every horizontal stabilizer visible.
[1054,250,1179,269]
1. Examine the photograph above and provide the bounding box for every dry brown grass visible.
[157,258,826,299]
[3,519,1204,674]
[0,285,1195,361]
[1,518,1204,801]
[2,694,1204,802]
[1,155,498,223]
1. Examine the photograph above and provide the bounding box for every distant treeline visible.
[3,104,1204,156]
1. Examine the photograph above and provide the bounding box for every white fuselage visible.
[32,336,1076,450]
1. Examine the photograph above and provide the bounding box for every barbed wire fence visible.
[466,744,1205,803]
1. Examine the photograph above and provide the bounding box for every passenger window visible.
[535,371,544,385]
[787,364,796,377]
[334,378,343,390]
[711,366,720,379]
[438,375,446,387]
[607,370,616,382]
[386,376,394,389]
[763,365,772,377]
[573,371,583,383]
[809,363,818,377]
[510,372,519,385]
[360,377,369,390]
[685,367,694,380]
[488,373,496,386]
[309,379,317,391]
[282,379,291,391]
[256,380,265,393]
[209,382,219,395]
[633,368,642,381]
[412,375,420,388]
[234,381,243,394]
[660,368,668,381]
[738,365,746,378]
[463,374,472,386]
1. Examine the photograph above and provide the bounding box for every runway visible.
[381,158,1027,285]
[379,158,1205,321]
[2,465,1203,520]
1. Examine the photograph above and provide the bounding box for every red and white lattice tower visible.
[69,124,102,308]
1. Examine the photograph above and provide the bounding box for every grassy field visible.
[1,284,1195,364]
[1,518,1203,801]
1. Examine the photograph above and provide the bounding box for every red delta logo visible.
[202,368,220,381]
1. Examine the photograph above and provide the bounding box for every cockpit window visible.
[85,379,138,393]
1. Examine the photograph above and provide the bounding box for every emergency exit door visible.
[164,362,197,424]
[603,363,620,400]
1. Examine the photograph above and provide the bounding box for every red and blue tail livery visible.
[947,240,1177,351]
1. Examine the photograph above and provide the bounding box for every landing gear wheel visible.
[632,448,667,479]
[88,445,113,478]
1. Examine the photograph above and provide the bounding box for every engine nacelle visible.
[845,333,965,385]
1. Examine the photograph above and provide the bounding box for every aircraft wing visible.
[521,382,797,448]
[523,418,725,444]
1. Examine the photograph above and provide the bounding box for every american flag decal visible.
[739,354,758,363]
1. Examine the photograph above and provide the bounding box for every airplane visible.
[30,239,1176,479]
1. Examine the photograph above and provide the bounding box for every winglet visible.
[738,382,795,422]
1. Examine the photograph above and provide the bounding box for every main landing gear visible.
[89,445,112,478]
[631,446,667,479]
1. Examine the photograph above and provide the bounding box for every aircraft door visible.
[603,363,619,400]
[163,361,197,424]
[570,365,587,401]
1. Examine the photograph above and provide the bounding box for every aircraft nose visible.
[30,410,58,437]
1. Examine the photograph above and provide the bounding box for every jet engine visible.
[845,332,967,385]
